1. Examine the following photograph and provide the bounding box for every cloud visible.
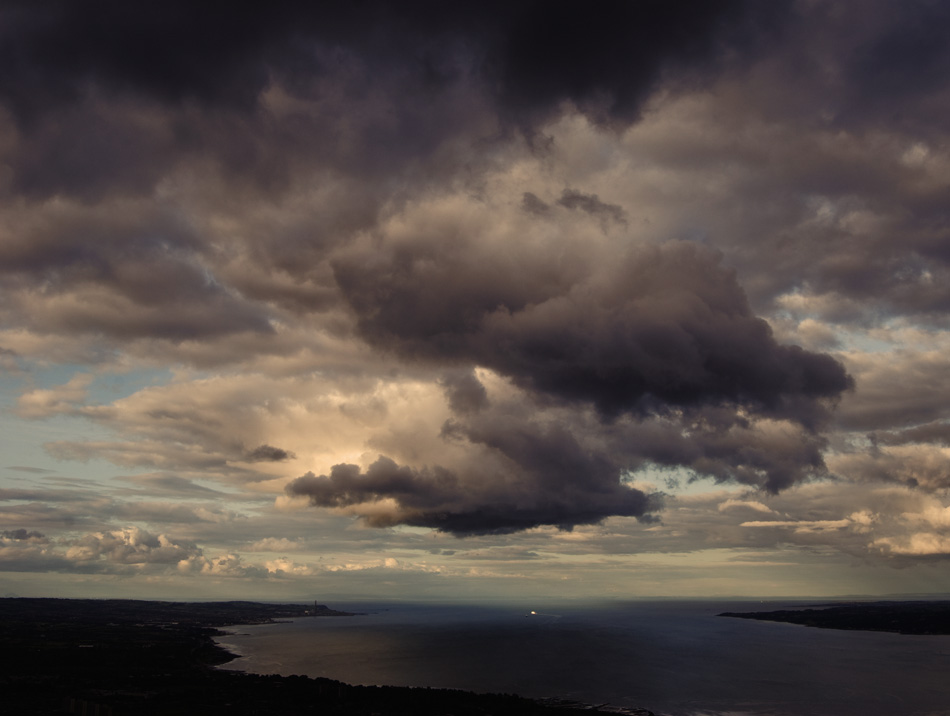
[246,537,304,553]
[0,199,275,340]
[874,533,950,557]
[285,373,843,535]
[110,501,243,525]
[263,557,315,576]
[521,192,551,216]
[1,529,48,542]
[901,504,950,530]
[45,439,237,474]
[16,373,92,418]
[0,346,20,372]
[829,444,950,491]
[869,500,950,557]
[337,239,851,424]
[493,0,787,126]
[65,526,200,565]
[836,349,950,431]
[5,0,950,596]
[871,421,950,447]
[556,188,627,227]
[286,452,661,536]
[177,552,267,577]
[840,1,950,128]
[740,518,855,533]
[439,369,489,415]
[718,499,775,514]
[0,1,785,126]
[116,473,230,497]
[244,444,297,463]
[0,533,70,573]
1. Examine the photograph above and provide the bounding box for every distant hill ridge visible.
[0,596,354,626]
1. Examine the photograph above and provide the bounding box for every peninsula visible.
[719,600,950,635]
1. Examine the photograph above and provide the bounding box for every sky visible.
[3,0,950,602]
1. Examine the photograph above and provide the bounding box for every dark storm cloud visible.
[493,0,788,125]
[287,369,833,533]
[0,0,794,222]
[0,202,195,274]
[450,398,831,494]
[338,241,851,423]
[650,1,950,329]
[245,444,297,463]
[287,446,660,536]
[439,370,489,415]
[9,0,937,556]
[680,422,828,493]
[5,98,182,202]
[288,371,835,532]
[0,204,273,340]
[840,1,950,130]
[0,0,804,359]
[0,0,785,125]
[0,0,279,118]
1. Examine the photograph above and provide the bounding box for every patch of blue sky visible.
[622,464,738,496]
[0,366,173,488]
[86,366,174,401]
[21,364,173,398]
[0,412,129,487]
[832,326,904,354]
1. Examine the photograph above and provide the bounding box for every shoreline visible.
[2,597,651,715]
[719,600,950,635]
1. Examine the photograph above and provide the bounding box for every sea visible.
[214,599,950,716]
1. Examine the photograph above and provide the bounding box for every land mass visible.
[719,600,950,635]
[2,597,653,715]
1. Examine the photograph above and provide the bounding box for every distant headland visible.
[719,600,950,635]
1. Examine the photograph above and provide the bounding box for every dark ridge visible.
[1,597,653,715]
[0,597,355,626]
[719,600,950,635]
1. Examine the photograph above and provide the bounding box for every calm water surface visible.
[215,600,950,716]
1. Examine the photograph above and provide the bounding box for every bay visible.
[215,600,950,716]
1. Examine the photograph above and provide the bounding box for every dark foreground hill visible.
[719,600,950,635]
[1,598,653,716]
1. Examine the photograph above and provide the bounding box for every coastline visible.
[2,597,642,715]
[207,598,950,716]
[211,627,250,664]
[210,617,656,715]
[719,600,950,635]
